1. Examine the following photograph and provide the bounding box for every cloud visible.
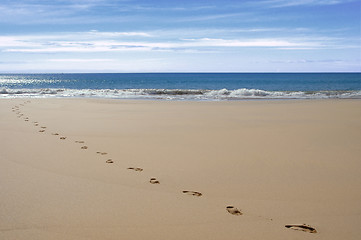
[1,33,324,53]
[0,1,222,25]
[48,58,115,62]
[0,1,134,24]
[258,0,358,7]
[2,30,344,54]
[88,30,152,37]
[1,29,357,57]
[175,12,246,22]
[0,31,152,48]
[180,38,317,48]
[268,59,344,63]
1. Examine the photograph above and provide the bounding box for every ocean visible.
[1,73,360,100]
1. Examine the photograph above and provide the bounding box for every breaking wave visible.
[1,88,360,100]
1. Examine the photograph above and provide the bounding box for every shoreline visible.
[1,88,361,101]
[1,98,361,239]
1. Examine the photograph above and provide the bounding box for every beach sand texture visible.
[1,99,361,240]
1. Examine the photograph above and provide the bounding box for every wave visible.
[1,88,361,100]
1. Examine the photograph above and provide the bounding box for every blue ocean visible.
[0,73,360,100]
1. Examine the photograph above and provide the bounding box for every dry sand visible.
[1,98,361,240]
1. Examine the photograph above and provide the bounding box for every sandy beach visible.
[1,98,361,240]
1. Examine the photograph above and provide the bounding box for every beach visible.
[1,98,361,240]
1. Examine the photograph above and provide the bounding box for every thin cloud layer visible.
[257,0,358,8]
[0,31,331,53]
[0,0,359,72]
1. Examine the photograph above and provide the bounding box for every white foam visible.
[0,88,360,100]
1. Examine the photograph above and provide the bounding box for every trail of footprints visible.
[11,101,318,234]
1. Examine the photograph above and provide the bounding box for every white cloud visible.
[88,30,152,37]
[1,31,327,54]
[48,58,115,62]
[176,12,246,22]
[180,38,316,48]
[0,56,171,73]
[258,0,357,7]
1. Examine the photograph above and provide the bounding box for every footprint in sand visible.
[96,152,108,155]
[182,191,202,197]
[39,130,45,133]
[60,137,67,140]
[127,167,143,172]
[41,126,46,129]
[285,224,317,233]
[75,141,85,143]
[150,178,160,184]
[226,206,243,216]
[52,133,59,136]
[81,146,88,150]
[34,124,39,126]
[106,159,114,163]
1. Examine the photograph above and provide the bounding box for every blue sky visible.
[0,0,360,72]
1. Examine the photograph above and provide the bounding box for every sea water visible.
[0,73,360,100]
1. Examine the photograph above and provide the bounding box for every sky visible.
[0,0,360,73]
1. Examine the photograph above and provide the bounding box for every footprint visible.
[182,191,202,197]
[226,206,243,216]
[39,130,45,133]
[60,137,67,140]
[75,141,85,143]
[106,159,114,163]
[96,152,108,155]
[52,133,59,136]
[41,126,46,129]
[150,178,160,184]
[285,224,317,233]
[34,124,39,126]
[81,146,88,150]
[127,167,143,172]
